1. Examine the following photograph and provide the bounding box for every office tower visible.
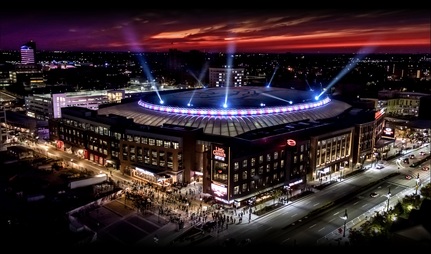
[20,40,36,64]
[208,66,244,88]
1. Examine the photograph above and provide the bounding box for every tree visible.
[419,182,431,199]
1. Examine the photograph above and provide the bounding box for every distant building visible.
[0,63,17,89]
[20,40,36,64]
[15,40,43,87]
[208,67,244,88]
[25,90,126,120]
[378,90,429,118]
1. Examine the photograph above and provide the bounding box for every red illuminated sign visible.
[287,139,296,146]
[213,146,226,161]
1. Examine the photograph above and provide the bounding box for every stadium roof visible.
[98,87,352,137]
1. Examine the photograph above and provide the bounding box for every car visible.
[375,164,384,169]
[405,174,413,180]
[403,158,410,164]
[410,162,419,167]
[370,192,378,198]
[420,151,427,156]
[422,166,430,171]
[409,154,415,159]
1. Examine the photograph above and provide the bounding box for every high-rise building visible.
[20,40,36,64]
[209,66,244,88]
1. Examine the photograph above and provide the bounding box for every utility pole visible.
[342,209,348,237]
[386,187,391,212]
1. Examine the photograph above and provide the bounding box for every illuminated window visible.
[242,171,248,180]
[242,183,248,192]
[251,157,256,166]
[134,136,140,143]
[156,139,163,147]
[250,168,255,177]
[242,159,247,168]
[266,153,271,162]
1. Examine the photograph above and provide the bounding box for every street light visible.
[386,187,391,212]
[341,209,348,237]
[415,173,420,195]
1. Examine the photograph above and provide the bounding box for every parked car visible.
[376,164,384,169]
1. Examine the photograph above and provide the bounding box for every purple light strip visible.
[138,96,330,117]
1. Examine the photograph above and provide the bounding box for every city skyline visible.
[0,8,430,54]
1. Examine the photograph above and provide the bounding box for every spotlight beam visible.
[317,45,375,99]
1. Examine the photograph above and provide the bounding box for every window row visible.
[233,162,285,182]
[126,135,180,149]
[233,150,285,170]
[233,173,283,195]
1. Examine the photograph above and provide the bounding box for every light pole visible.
[386,187,391,212]
[415,173,420,195]
[342,209,348,237]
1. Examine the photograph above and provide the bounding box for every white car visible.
[376,164,384,169]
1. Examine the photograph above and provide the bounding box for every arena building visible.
[53,86,383,207]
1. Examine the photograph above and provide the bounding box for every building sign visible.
[287,139,296,146]
[213,145,227,162]
[288,179,303,187]
[375,108,385,119]
[211,182,228,199]
[382,127,395,139]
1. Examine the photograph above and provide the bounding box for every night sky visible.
[1,8,429,54]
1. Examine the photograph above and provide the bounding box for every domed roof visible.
[98,86,351,137]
